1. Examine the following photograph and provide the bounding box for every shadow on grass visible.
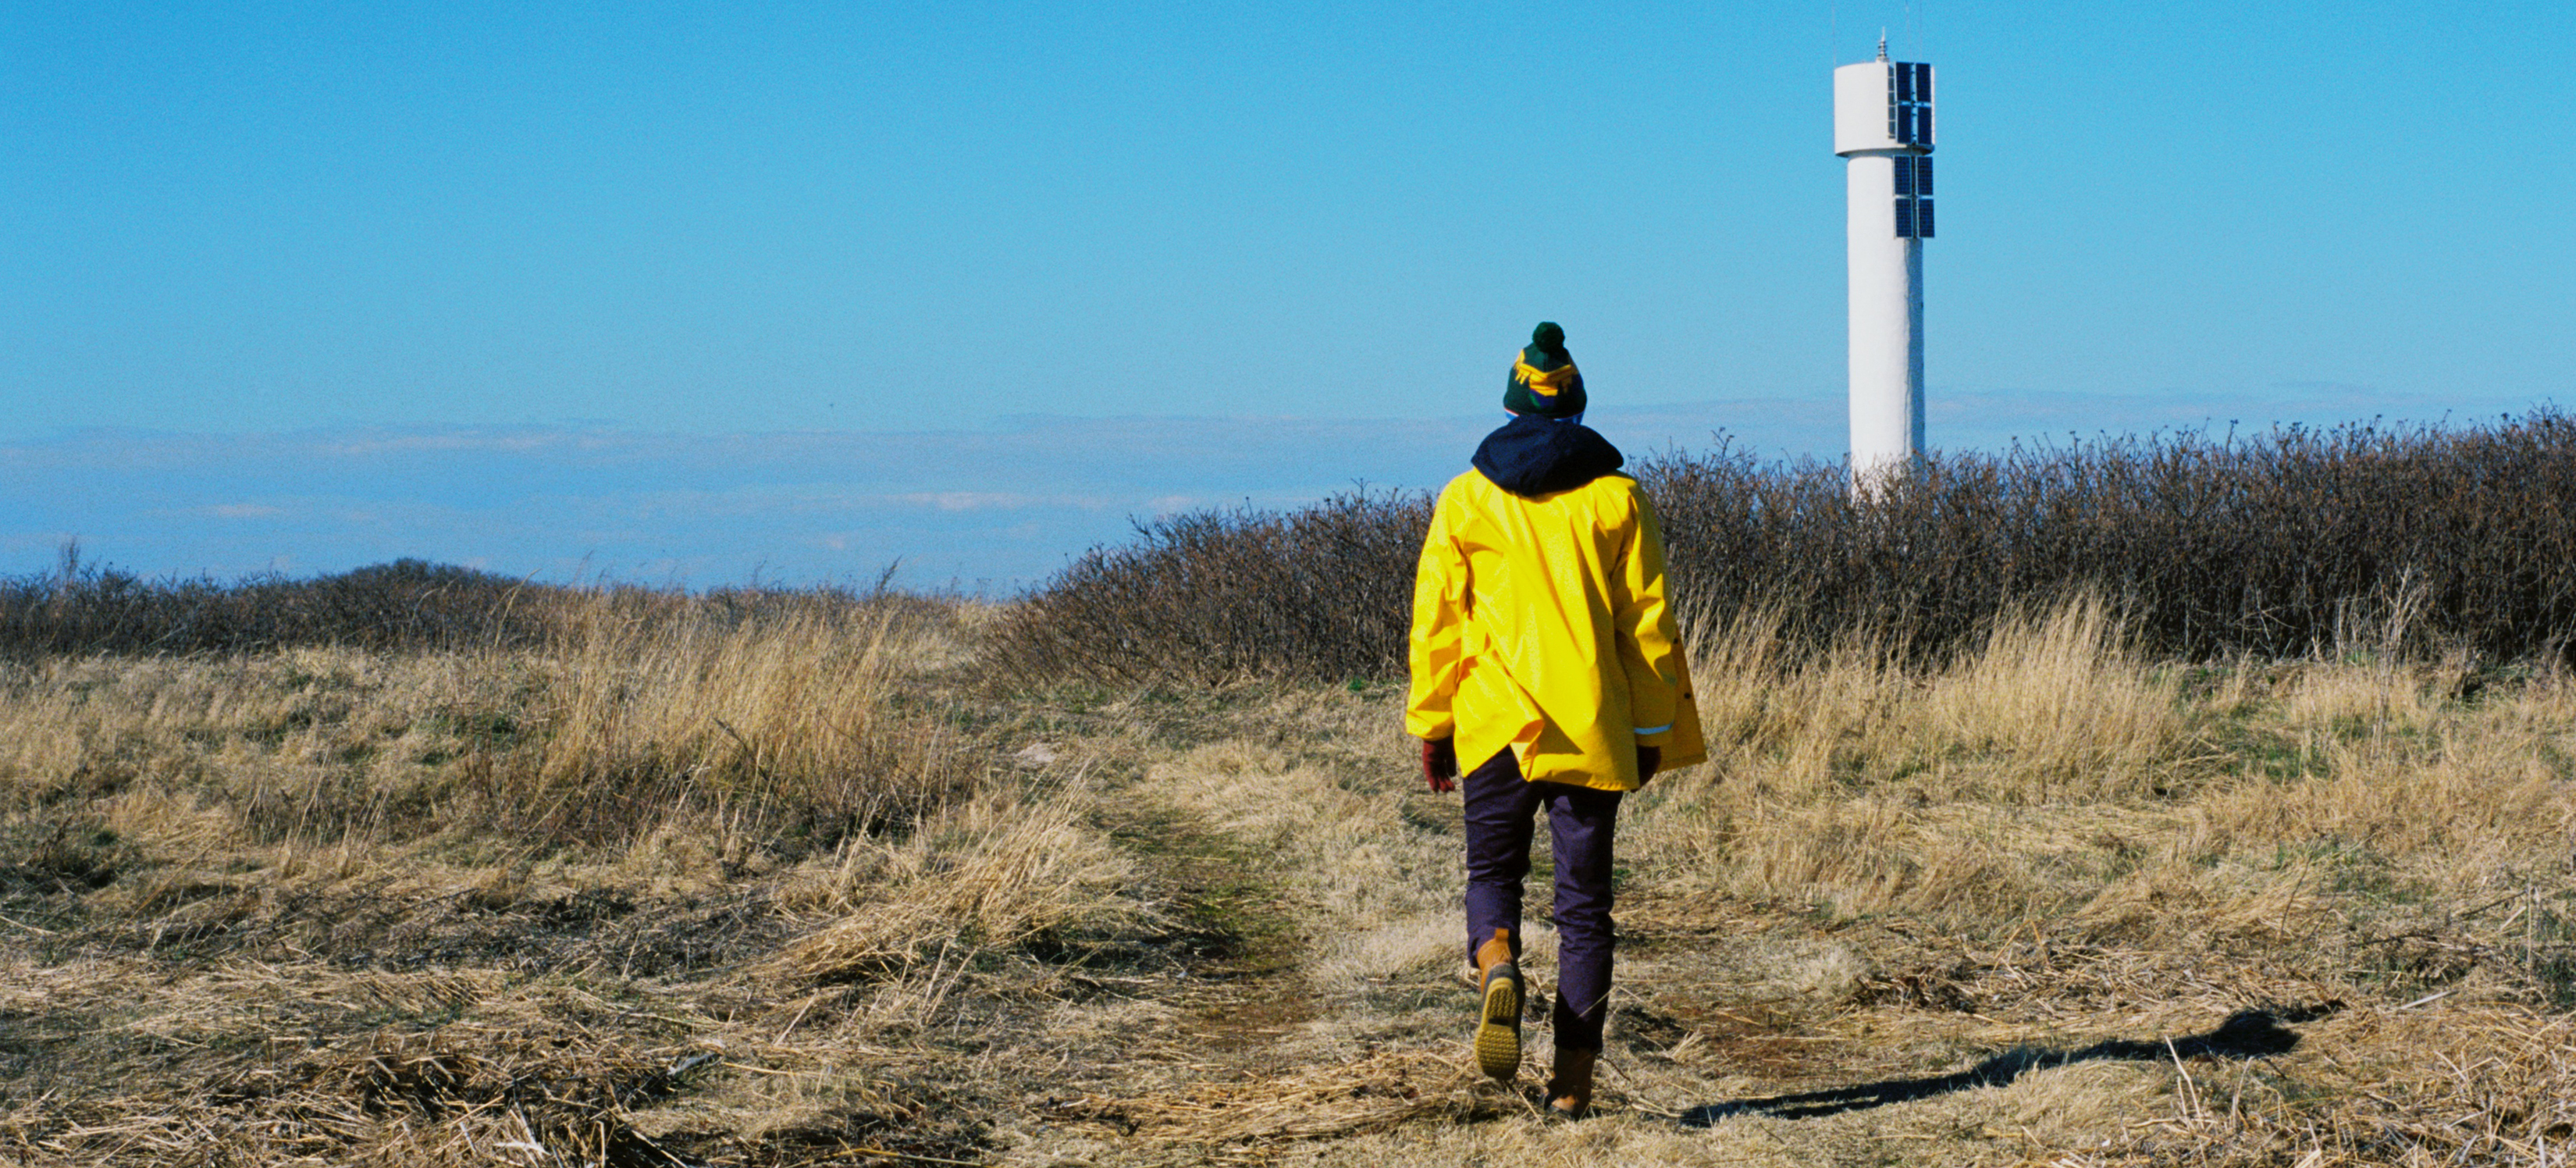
[1678,1006,2338,1126]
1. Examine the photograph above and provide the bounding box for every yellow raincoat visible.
[1405,467,1705,792]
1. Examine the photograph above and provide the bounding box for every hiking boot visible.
[1471,929,1521,1081]
[1546,1045,1597,1119]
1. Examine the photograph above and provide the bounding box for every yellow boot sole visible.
[1474,963,1522,1081]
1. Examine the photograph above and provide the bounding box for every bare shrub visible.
[1002,411,2576,687]
[0,554,556,658]
[986,489,1432,685]
[1647,411,2576,666]
[0,550,961,664]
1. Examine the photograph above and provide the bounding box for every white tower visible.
[1834,41,1934,494]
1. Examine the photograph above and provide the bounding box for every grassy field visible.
[5,586,2576,1166]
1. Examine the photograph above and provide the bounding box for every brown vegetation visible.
[988,490,1432,685]
[9,479,2576,1163]
[997,411,2576,686]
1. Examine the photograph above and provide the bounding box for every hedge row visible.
[995,412,2576,683]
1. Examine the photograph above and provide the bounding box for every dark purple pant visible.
[1461,748,1623,1051]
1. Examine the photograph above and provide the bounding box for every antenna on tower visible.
[1877,32,1888,61]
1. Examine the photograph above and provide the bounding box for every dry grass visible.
[1151,734,1465,989]
[7,589,2576,1165]
[1049,1048,1471,1145]
[769,783,1155,985]
[0,588,975,869]
[529,594,970,849]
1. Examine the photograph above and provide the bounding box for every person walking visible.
[1407,321,1703,1118]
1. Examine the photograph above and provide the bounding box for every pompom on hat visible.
[1504,322,1586,419]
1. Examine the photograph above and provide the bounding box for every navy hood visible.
[1471,414,1626,497]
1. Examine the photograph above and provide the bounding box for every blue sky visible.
[6,2,2571,589]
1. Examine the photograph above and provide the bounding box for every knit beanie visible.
[1504,322,1587,418]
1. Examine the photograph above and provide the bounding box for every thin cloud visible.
[896,491,1117,513]
[7,394,2536,590]
[0,418,1505,588]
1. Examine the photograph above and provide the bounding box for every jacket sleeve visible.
[1406,488,1470,740]
[1612,491,1686,748]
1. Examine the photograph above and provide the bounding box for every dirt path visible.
[1091,782,1322,1056]
[991,697,2393,1168]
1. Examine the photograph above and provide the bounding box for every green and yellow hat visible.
[1504,322,1586,418]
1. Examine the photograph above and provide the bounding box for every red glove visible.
[1420,737,1459,793]
[1636,745,1660,785]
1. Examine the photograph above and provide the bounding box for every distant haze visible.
[8,383,2538,592]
